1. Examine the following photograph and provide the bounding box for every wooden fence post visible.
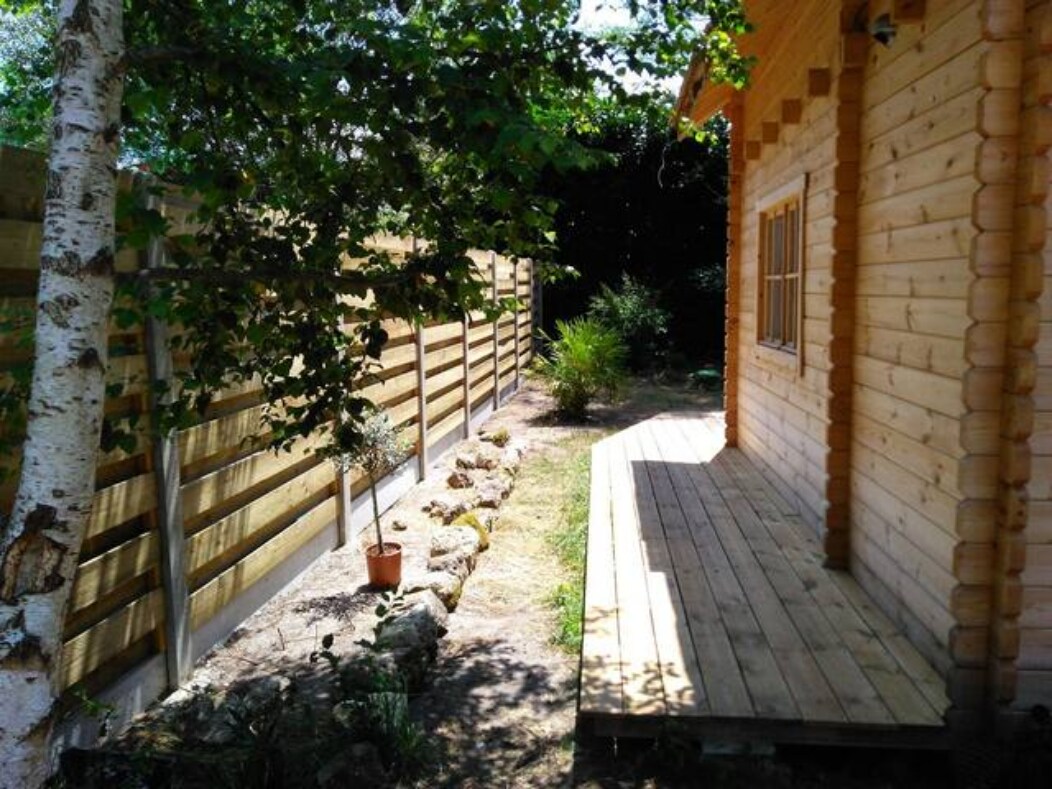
[414,238,429,479]
[512,258,520,391]
[143,194,192,690]
[462,314,472,437]
[531,259,543,354]
[415,320,429,479]
[491,252,500,410]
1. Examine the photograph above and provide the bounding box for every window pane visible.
[785,275,797,347]
[770,279,783,343]
[771,214,785,275]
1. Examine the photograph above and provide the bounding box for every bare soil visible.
[111,375,719,787]
[83,376,1051,789]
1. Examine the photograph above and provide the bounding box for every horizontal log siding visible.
[851,0,986,688]
[736,7,841,531]
[1016,0,1052,710]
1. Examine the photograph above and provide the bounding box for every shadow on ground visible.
[411,637,577,787]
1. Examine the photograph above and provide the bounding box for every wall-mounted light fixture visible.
[869,13,897,47]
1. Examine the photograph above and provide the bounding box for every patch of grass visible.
[546,445,591,652]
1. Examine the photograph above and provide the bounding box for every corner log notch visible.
[822,3,868,569]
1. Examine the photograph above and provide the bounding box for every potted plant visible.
[343,409,407,589]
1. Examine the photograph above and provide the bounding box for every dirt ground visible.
[132,376,719,788]
[106,376,1008,788]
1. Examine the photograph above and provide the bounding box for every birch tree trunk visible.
[0,1,124,785]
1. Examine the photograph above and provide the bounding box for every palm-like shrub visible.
[539,317,627,419]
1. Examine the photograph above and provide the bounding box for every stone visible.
[428,550,476,579]
[500,444,524,475]
[427,493,472,523]
[475,473,513,508]
[337,651,401,694]
[391,518,409,532]
[375,590,448,651]
[430,525,481,558]
[454,441,502,471]
[403,570,464,611]
[450,512,489,550]
[446,469,473,489]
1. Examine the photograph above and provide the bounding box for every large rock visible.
[446,469,473,489]
[430,525,481,558]
[375,590,449,650]
[427,550,476,579]
[450,513,489,550]
[454,441,502,471]
[500,444,525,475]
[403,570,464,611]
[475,472,513,508]
[426,493,473,523]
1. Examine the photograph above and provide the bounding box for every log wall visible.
[0,146,533,721]
[703,0,1052,723]
[1015,0,1052,711]
[851,0,988,694]
[735,1,842,530]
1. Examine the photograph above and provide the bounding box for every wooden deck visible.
[579,413,951,747]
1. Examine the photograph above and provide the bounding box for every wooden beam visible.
[745,140,762,160]
[762,121,780,144]
[893,0,926,23]
[808,68,832,97]
[415,321,429,479]
[461,315,472,437]
[781,99,803,124]
[512,258,521,391]
[491,252,500,409]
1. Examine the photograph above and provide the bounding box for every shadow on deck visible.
[578,412,951,748]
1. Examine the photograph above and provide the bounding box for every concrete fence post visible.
[491,252,500,409]
[143,194,192,690]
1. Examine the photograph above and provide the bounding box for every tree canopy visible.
[0,3,750,782]
[1,0,750,459]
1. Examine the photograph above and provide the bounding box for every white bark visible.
[0,1,124,786]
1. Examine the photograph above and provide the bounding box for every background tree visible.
[541,102,730,369]
[0,2,750,783]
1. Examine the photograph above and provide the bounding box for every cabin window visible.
[757,177,805,356]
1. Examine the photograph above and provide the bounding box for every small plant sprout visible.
[339,409,407,554]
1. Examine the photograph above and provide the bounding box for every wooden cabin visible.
[675,0,1051,729]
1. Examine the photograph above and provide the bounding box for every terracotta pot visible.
[365,542,402,589]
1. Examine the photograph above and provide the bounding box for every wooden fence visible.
[0,146,536,739]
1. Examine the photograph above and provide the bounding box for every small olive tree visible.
[340,410,407,554]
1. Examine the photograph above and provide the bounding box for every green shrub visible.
[587,273,670,372]
[487,426,511,447]
[538,317,627,419]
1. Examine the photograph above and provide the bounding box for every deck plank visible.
[664,422,845,727]
[619,426,710,716]
[638,419,795,719]
[579,413,950,744]
[607,434,667,715]
[579,440,624,715]
[718,448,945,726]
[703,450,896,725]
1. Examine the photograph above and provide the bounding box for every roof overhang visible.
[672,1,792,129]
